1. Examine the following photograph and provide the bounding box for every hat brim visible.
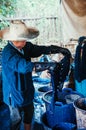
[0,28,9,39]
[0,27,39,41]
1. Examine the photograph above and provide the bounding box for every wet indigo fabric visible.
[74,43,86,82]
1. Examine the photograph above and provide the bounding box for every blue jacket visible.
[2,41,51,107]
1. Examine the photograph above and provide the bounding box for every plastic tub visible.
[73,98,86,129]
[65,93,84,104]
[53,122,76,130]
[41,112,52,130]
[43,88,84,128]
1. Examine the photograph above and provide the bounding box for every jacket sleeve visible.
[26,42,51,57]
[26,42,71,58]
[2,49,34,74]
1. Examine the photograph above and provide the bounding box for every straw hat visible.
[0,20,39,41]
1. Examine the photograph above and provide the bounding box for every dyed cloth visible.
[75,80,86,97]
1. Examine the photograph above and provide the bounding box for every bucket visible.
[53,122,76,130]
[65,93,84,104]
[38,86,51,93]
[33,76,51,84]
[32,121,45,130]
[34,86,52,104]
[43,88,84,128]
[42,88,73,108]
[43,88,83,110]
[73,98,86,129]
[41,112,52,130]
[41,113,76,130]
[45,101,76,128]
[0,102,11,130]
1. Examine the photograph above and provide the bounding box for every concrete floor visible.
[11,101,51,130]
[11,115,52,130]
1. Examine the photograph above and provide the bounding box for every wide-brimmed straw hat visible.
[0,20,39,41]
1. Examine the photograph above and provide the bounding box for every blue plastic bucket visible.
[53,122,76,130]
[41,112,76,130]
[46,101,76,128]
[0,102,10,130]
[43,88,84,128]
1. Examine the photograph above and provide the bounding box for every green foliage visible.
[0,0,16,17]
[0,0,59,18]
[0,0,60,48]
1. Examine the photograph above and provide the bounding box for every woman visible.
[0,20,71,130]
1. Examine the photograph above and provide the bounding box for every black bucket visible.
[38,86,51,93]
[41,112,52,130]
[0,102,11,130]
[34,86,52,104]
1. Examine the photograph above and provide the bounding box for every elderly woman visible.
[0,20,71,130]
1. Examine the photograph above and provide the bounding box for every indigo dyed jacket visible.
[2,41,51,107]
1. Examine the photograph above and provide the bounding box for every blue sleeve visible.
[2,50,34,74]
